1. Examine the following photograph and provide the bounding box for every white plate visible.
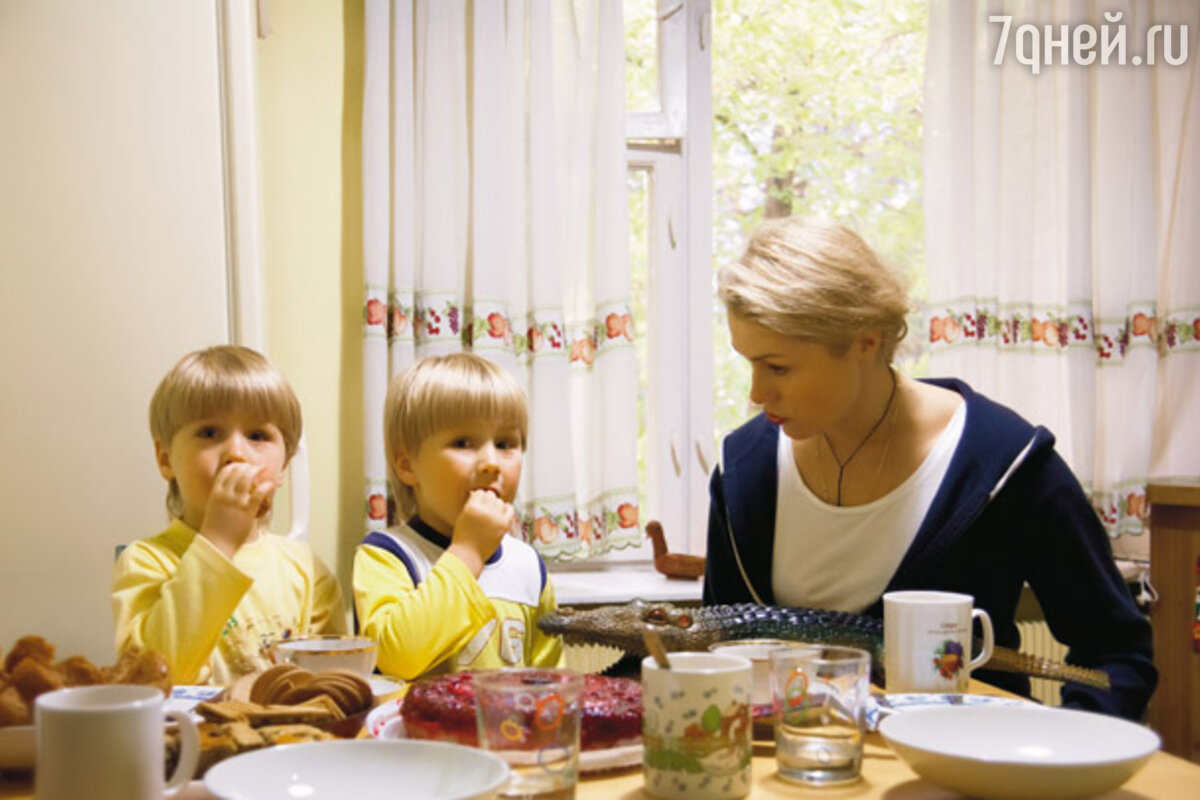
[879,705,1160,800]
[167,684,226,718]
[0,724,34,771]
[365,700,643,773]
[367,675,405,697]
[876,692,1034,712]
[204,739,509,800]
[868,692,1032,729]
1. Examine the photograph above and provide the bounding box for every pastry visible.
[3,636,54,673]
[0,635,174,729]
[10,658,65,701]
[194,723,239,777]
[0,684,30,726]
[247,664,372,717]
[177,719,337,777]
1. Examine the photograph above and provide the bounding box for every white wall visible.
[0,2,232,662]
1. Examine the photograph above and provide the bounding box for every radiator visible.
[1016,619,1068,707]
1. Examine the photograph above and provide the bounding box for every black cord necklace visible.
[823,368,898,506]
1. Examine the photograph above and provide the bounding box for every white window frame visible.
[627,0,689,139]
[629,1,713,560]
[556,0,711,573]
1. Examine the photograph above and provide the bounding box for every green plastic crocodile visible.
[538,599,1110,691]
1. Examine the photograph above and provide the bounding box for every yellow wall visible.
[257,0,365,602]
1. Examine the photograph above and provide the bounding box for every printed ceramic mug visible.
[35,684,199,800]
[642,652,753,800]
[883,590,994,693]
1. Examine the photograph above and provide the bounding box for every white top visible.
[772,401,967,613]
[372,524,545,607]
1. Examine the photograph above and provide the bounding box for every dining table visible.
[574,731,1199,799]
[2,680,1198,799]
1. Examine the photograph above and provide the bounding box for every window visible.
[618,0,926,563]
[711,0,929,440]
[622,0,713,562]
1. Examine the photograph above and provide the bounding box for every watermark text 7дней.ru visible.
[991,11,1188,74]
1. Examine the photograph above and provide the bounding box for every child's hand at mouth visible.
[201,463,280,558]
[448,488,514,577]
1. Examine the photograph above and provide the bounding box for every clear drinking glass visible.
[769,645,871,786]
[474,668,584,800]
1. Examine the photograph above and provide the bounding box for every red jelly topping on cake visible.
[401,672,642,751]
[401,672,478,746]
[580,674,642,750]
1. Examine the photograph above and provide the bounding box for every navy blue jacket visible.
[703,378,1156,720]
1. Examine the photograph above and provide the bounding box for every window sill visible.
[550,564,703,606]
[552,561,1143,608]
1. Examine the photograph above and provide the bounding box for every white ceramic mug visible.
[883,590,994,693]
[35,684,199,800]
[642,652,754,800]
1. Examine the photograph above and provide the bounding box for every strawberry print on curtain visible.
[923,0,1200,557]
[361,0,641,560]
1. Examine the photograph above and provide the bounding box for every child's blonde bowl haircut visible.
[149,345,303,519]
[718,216,912,362]
[384,352,529,519]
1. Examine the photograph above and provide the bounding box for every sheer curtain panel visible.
[923,0,1199,556]
[361,0,639,560]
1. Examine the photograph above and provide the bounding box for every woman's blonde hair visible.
[718,217,911,361]
[149,345,302,518]
[384,352,528,518]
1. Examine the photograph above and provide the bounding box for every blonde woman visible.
[705,216,1155,720]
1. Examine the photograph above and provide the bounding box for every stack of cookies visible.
[178,664,376,776]
[237,663,374,713]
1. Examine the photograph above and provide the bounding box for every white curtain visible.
[360,0,641,560]
[924,0,1200,557]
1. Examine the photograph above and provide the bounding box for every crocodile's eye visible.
[644,607,668,624]
[675,613,692,628]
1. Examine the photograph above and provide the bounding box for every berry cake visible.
[401,672,642,751]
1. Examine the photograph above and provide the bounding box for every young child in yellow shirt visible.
[112,345,346,685]
[354,352,562,679]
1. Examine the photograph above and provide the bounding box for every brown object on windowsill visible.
[646,520,705,580]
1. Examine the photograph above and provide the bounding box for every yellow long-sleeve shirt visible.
[354,520,563,680]
[112,519,347,686]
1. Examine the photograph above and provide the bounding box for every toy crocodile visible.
[538,599,1111,690]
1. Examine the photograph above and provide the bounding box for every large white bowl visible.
[205,739,509,800]
[879,705,1160,800]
